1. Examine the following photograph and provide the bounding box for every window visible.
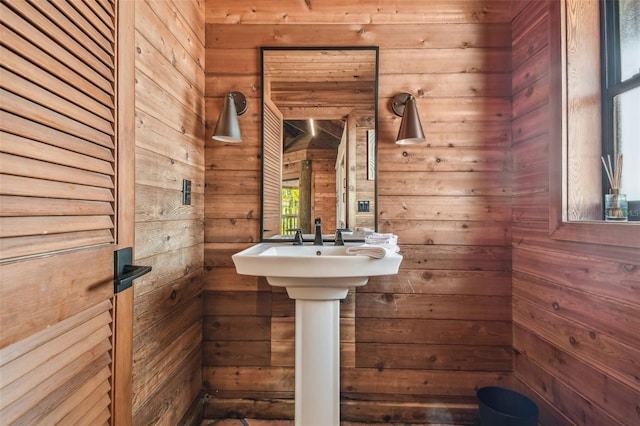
[601,0,640,202]
[549,0,639,248]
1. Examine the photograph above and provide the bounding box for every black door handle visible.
[114,247,152,293]
[115,264,152,293]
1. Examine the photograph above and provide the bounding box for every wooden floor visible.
[202,420,460,426]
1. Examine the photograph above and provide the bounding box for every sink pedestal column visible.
[284,281,367,426]
[295,298,340,426]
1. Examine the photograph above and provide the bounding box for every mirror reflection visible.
[261,47,379,240]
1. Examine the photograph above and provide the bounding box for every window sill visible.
[550,219,640,249]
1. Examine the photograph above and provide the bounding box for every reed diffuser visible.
[601,154,628,221]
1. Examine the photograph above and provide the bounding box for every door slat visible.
[47,0,114,57]
[1,69,114,136]
[1,112,114,162]
[1,132,114,177]
[1,4,114,88]
[0,229,114,260]
[82,0,115,30]
[0,196,114,218]
[0,175,114,202]
[0,216,114,238]
[0,327,111,411]
[0,45,113,122]
[0,153,114,189]
[1,89,113,149]
[68,0,114,42]
[60,379,111,425]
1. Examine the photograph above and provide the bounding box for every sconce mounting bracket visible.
[391,92,413,117]
[229,91,248,115]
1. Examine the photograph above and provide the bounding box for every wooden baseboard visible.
[203,397,480,424]
[203,397,293,421]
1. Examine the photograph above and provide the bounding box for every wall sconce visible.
[392,92,425,145]
[212,91,248,143]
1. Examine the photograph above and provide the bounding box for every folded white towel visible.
[365,233,398,246]
[346,243,399,259]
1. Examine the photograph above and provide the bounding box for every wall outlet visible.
[358,200,370,212]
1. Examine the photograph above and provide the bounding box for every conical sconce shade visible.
[393,93,426,145]
[213,92,247,143]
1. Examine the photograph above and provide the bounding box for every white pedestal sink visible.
[232,243,402,426]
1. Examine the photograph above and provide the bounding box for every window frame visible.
[549,0,639,249]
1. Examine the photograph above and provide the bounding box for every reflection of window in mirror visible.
[550,0,639,247]
[367,129,376,181]
[281,181,299,235]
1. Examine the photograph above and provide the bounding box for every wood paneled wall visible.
[510,2,640,425]
[132,0,205,424]
[203,1,513,422]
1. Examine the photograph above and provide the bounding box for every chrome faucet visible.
[314,217,323,245]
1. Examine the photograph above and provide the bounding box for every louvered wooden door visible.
[0,1,134,424]
[262,98,283,238]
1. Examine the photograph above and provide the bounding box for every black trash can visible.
[477,386,539,426]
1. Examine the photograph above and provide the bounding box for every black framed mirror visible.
[260,46,379,241]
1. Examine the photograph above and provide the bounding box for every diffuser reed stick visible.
[601,154,623,190]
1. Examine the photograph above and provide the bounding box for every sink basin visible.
[232,242,402,299]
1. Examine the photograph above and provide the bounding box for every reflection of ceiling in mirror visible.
[264,50,377,119]
[283,119,344,154]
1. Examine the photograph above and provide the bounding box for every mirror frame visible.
[260,46,380,242]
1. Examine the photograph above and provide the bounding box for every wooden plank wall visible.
[203,1,513,422]
[510,1,640,425]
[132,0,205,424]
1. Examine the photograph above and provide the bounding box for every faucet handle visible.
[334,228,351,246]
[313,217,323,245]
[292,229,304,245]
